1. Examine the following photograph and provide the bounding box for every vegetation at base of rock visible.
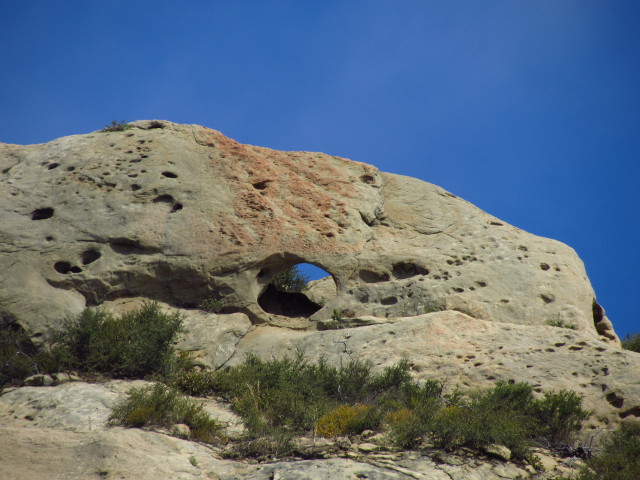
[557,422,640,480]
[271,265,310,293]
[545,315,577,330]
[50,302,184,378]
[622,332,640,352]
[168,353,591,459]
[316,404,374,438]
[0,322,65,386]
[101,120,133,132]
[108,382,224,444]
[199,297,224,313]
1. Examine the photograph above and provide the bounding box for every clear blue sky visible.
[2,1,638,338]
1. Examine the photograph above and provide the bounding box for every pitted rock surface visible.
[0,120,617,344]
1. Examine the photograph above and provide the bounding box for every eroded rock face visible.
[0,120,618,345]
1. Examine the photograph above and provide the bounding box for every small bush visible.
[50,302,184,378]
[316,404,373,438]
[427,381,590,459]
[571,422,640,480]
[532,389,591,443]
[108,383,224,443]
[430,402,531,458]
[170,369,218,397]
[622,333,640,353]
[101,120,133,132]
[271,266,309,293]
[386,408,425,448]
[546,315,577,330]
[0,323,68,386]
[234,427,295,458]
[200,297,223,313]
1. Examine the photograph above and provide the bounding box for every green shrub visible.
[427,381,590,459]
[316,404,373,438]
[170,369,218,397]
[531,389,591,443]
[546,315,577,330]
[0,323,69,386]
[168,353,590,459]
[101,120,133,132]
[622,333,640,353]
[51,302,184,378]
[430,402,532,459]
[386,408,425,448]
[182,353,419,438]
[271,266,309,293]
[108,383,224,443]
[199,297,224,313]
[233,427,295,458]
[570,422,640,480]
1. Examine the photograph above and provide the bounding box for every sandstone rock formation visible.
[0,120,618,344]
[1,121,637,479]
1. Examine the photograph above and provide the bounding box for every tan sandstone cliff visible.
[1,121,638,480]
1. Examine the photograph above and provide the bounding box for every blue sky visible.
[1,1,638,338]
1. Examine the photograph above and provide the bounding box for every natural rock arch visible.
[256,261,335,319]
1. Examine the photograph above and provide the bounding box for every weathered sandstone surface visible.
[0,120,618,344]
[1,121,637,479]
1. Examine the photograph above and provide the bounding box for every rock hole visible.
[360,174,376,184]
[109,238,160,255]
[475,281,487,287]
[46,236,54,241]
[172,203,183,212]
[131,184,141,191]
[381,296,398,305]
[54,261,81,274]
[620,406,640,419]
[540,293,555,304]
[257,262,333,318]
[252,180,270,190]
[47,163,60,170]
[81,249,101,265]
[31,208,54,220]
[66,166,75,171]
[453,287,464,293]
[605,392,624,408]
[540,263,550,271]
[359,269,390,283]
[162,171,178,178]
[392,262,429,279]
[153,194,174,204]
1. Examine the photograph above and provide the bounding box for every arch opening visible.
[258,262,335,318]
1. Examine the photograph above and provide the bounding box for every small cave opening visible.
[257,263,334,318]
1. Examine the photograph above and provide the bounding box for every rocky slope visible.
[0,379,585,480]
[1,121,637,479]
